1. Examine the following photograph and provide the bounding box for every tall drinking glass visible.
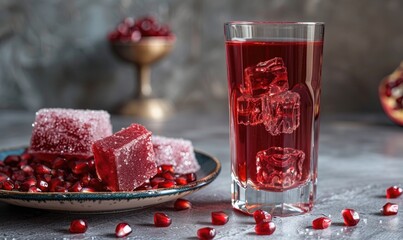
[224,22,324,216]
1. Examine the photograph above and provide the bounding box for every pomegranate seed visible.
[211,211,229,225]
[21,165,34,175]
[174,198,192,210]
[161,165,174,173]
[81,187,96,193]
[0,173,9,182]
[197,227,216,240]
[20,178,37,191]
[49,178,63,191]
[55,186,67,192]
[382,202,398,216]
[159,180,176,188]
[253,209,272,224]
[14,181,21,190]
[175,176,188,185]
[12,171,25,181]
[4,155,20,166]
[115,222,132,238]
[341,209,360,226]
[71,161,89,175]
[65,173,78,182]
[157,166,163,175]
[38,180,49,191]
[386,186,403,198]
[89,178,104,190]
[28,186,41,192]
[162,171,174,180]
[3,180,14,190]
[69,219,88,233]
[255,221,276,235]
[20,153,33,162]
[87,157,95,172]
[64,181,72,189]
[186,173,197,182]
[150,177,165,187]
[35,164,51,175]
[52,157,67,169]
[80,173,91,187]
[312,217,332,229]
[154,212,172,227]
[69,182,83,192]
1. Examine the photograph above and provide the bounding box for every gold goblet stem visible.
[136,64,152,98]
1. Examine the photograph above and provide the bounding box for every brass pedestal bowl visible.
[111,37,175,119]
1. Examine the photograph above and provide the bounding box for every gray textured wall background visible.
[0,0,403,114]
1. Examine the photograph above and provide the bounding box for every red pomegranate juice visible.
[226,41,323,192]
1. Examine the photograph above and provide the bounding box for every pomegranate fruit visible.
[115,222,132,238]
[174,198,192,210]
[253,209,272,224]
[379,62,403,126]
[197,227,216,240]
[386,186,403,198]
[341,208,360,226]
[211,211,229,225]
[255,221,276,235]
[69,219,88,233]
[382,202,398,216]
[312,217,332,229]
[154,212,172,227]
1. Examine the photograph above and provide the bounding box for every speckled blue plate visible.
[0,147,221,213]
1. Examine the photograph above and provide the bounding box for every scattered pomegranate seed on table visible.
[174,198,192,210]
[115,222,132,238]
[154,212,172,227]
[69,219,88,234]
[341,209,360,226]
[211,211,229,225]
[255,221,276,235]
[382,202,398,216]
[197,227,216,240]
[386,186,403,198]
[312,217,332,229]
[253,209,272,224]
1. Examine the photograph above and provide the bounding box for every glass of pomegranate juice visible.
[224,22,324,216]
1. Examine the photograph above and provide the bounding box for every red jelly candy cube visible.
[92,124,157,191]
[152,136,200,174]
[29,108,112,160]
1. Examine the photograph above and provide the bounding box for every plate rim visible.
[0,146,221,201]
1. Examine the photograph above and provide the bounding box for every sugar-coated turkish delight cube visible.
[152,135,200,174]
[29,108,112,159]
[92,124,157,191]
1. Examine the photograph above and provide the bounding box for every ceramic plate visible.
[0,147,221,213]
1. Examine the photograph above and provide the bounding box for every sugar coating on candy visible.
[92,124,157,191]
[152,136,200,174]
[29,108,112,159]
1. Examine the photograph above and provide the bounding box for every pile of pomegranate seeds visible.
[382,202,398,216]
[197,227,216,240]
[252,210,275,235]
[341,209,360,226]
[211,211,229,225]
[0,152,105,192]
[312,217,332,229]
[154,212,172,227]
[174,198,192,211]
[0,150,197,193]
[386,186,403,198]
[108,16,173,42]
[69,219,88,234]
[115,222,132,238]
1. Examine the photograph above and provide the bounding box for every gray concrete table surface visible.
[0,109,403,240]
